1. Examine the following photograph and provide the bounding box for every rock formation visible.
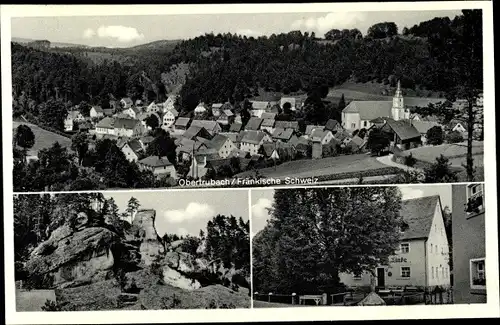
[26,226,119,288]
[129,209,165,266]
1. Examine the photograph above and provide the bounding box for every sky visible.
[11,10,462,48]
[104,189,249,238]
[251,185,453,237]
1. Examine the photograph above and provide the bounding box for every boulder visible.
[162,266,201,290]
[130,209,165,266]
[25,227,119,287]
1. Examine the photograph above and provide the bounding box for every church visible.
[341,81,410,131]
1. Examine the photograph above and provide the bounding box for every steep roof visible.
[95,117,115,129]
[219,132,242,144]
[92,106,103,113]
[310,129,331,142]
[175,117,191,127]
[350,135,365,147]
[246,117,264,131]
[140,136,154,145]
[126,139,143,154]
[114,118,141,130]
[305,125,324,135]
[229,123,243,132]
[385,119,421,141]
[121,97,133,105]
[209,134,230,151]
[191,120,219,132]
[250,101,269,110]
[138,156,173,167]
[272,128,294,140]
[261,112,276,120]
[400,195,441,240]
[280,97,297,108]
[222,109,234,117]
[325,119,341,131]
[164,108,179,117]
[103,108,115,116]
[275,121,299,131]
[261,119,275,128]
[183,125,209,140]
[241,130,267,145]
[212,103,223,109]
[261,143,277,157]
[67,110,82,119]
[411,121,442,134]
[343,101,393,120]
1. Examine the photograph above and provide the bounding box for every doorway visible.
[377,268,385,288]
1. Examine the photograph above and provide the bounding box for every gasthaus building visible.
[340,195,451,289]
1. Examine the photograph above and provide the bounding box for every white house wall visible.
[426,202,451,288]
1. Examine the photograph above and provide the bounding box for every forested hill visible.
[12,10,482,116]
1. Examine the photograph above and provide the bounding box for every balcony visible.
[465,195,484,215]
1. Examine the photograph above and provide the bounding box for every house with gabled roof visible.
[310,129,334,145]
[325,119,343,133]
[260,118,276,134]
[190,120,221,136]
[340,195,450,290]
[90,106,104,119]
[162,95,178,113]
[250,101,271,117]
[162,108,179,129]
[64,110,85,131]
[211,103,223,117]
[137,156,177,180]
[121,139,144,162]
[113,118,144,138]
[246,117,264,131]
[230,122,243,133]
[411,120,443,145]
[176,137,209,161]
[103,108,115,117]
[174,117,191,132]
[261,112,276,120]
[120,97,134,109]
[272,128,294,142]
[381,119,422,151]
[260,142,280,159]
[123,106,143,119]
[147,101,162,114]
[219,132,243,149]
[182,125,212,141]
[208,134,236,159]
[240,130,272,156]
[305,125,324,137]
[95,117,115,137]
[194,102,208,115]
[274,121,299,132]
[216,109,235,126]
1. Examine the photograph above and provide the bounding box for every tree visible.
[14,125,35,152]
[338,94,346,111]
[445,131,464,144]
[442,206,453,271]
[366,128,390,156]
[367,22,398,39]
[432,9,483,182]
[146,129,177,165]
[252,187,404,294]
[78,101,92,117]
[71,132,89,166]
[424,155,459,183]
[145,114,160,130]
[426,126,444,145]
[126,197,140,219]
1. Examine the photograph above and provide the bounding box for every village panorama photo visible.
[13,190,251,311]
[9,8,484,192]
[251,184,486,307]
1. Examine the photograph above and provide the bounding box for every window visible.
[401,267,411,278]
[432,267,434,279]
[400,243,410,254]
[430,244,433,253]
[351,123,356,129]
[352,273,362,280]
[363,121,368,127]
[470,258,486,289]
[466,184,484,215]
[436,267,439,279]
[442,267,444,278]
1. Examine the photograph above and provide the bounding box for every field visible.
[407,141,484,166]
[13,121,72,154]
[236,154,390,179]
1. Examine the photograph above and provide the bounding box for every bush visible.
[24,273,54,290]
[426,126,444,145]
[206,300,236,309]
[403,153,417,167]
[161,294,182,309]
[424,155,458,183]
[445,131,464,143]
[41,299,62,311]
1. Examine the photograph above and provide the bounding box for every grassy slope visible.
[236,154,389,179]
[12,121,72,154]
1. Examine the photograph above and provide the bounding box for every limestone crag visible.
[25,227,119,287]
[162,267,202,290]
[130,209,165,266]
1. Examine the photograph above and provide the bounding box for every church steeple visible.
[392,79,405,120]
